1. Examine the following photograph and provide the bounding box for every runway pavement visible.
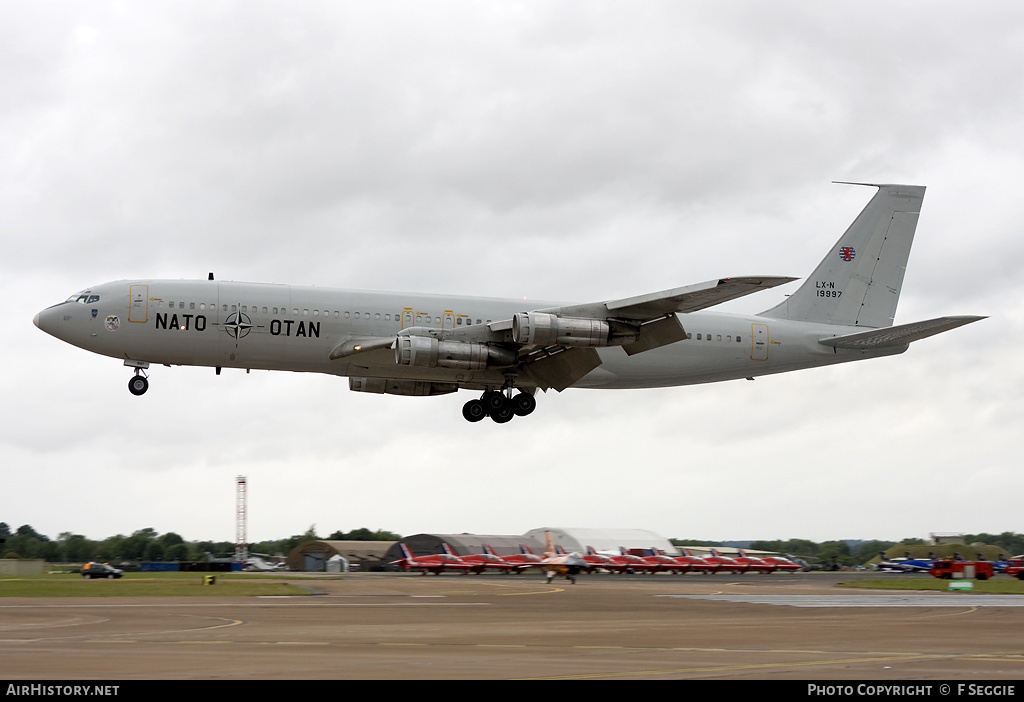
[2,571,1023,680]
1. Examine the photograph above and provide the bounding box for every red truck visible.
[1004,559,1024,580]
[929,559,994,580]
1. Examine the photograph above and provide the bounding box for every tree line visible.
[0,523,400,563]
[5,522,1023,565]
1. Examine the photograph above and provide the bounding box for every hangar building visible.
[286,540,397,572]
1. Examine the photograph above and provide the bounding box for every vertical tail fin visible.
[760,183,925,328]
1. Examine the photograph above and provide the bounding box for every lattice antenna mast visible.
[235,475,248,564]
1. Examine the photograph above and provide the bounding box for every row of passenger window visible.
[157,300,485,326]
[689,332,743,343]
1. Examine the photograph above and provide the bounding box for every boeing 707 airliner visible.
[34,184,983,423]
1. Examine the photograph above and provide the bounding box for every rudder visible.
[760,183,925,328]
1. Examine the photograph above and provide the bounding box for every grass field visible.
[0,572,312,597]
[839,577,1024,595]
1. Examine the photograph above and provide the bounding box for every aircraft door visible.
[399,306,415,329]
[129,285,148,323]
[751,323,768,361]
[442,311,455,330]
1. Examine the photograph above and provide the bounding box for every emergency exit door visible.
[129,285,148,323]
[751,323,768,361]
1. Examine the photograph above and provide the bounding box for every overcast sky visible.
[3,2,1020,548]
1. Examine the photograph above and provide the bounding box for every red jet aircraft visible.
[460,546,520,574]
[733,549,777,574]
[488,544,543,573]
[705,548,750,574]
[653,548,716,574]
[391,543,475,575]
[759,552,802,573]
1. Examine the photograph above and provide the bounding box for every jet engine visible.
[512,312,612,347]
[394,336,517,370]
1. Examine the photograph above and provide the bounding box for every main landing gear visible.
[462,389,537,424]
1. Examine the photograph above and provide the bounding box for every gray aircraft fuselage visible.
[34,278,900,389]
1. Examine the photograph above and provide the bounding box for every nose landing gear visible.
[125,360,150,396]
[128,372,149,396]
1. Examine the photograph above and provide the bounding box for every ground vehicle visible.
[82,562,123,579]
[1005,559,1024,580]
[928,559,993,581]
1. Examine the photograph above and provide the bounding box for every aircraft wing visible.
[523,276,798,360]
[545,276,797,320]
[331,277,797,392]
[818,316,985,349]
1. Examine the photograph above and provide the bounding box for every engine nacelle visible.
[512,311,611,347]
[349,377,458,396]
[394,336,517,370]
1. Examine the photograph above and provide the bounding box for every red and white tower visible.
[235,475,248,564]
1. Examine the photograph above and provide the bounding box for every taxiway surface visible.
[2,572,1023,680]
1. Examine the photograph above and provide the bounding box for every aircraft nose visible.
[33,305,62,337]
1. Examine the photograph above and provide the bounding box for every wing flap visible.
[621,314,688,356]
[519,348,602,392]
[818,316,986,349]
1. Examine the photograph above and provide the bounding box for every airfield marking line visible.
[931,606,979,617]
[521,647,1024,681]
[517,653,942,680]
[377,643,428,647]
[497,587,565,596]
[177,614,246,632]
[658,594,1024,608]
[262,641,330,646]
[0,615,245,644]
[0,616,109,632]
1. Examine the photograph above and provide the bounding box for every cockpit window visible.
[66,293,100,304]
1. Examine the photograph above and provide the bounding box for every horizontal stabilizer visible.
[818,316,986,349]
